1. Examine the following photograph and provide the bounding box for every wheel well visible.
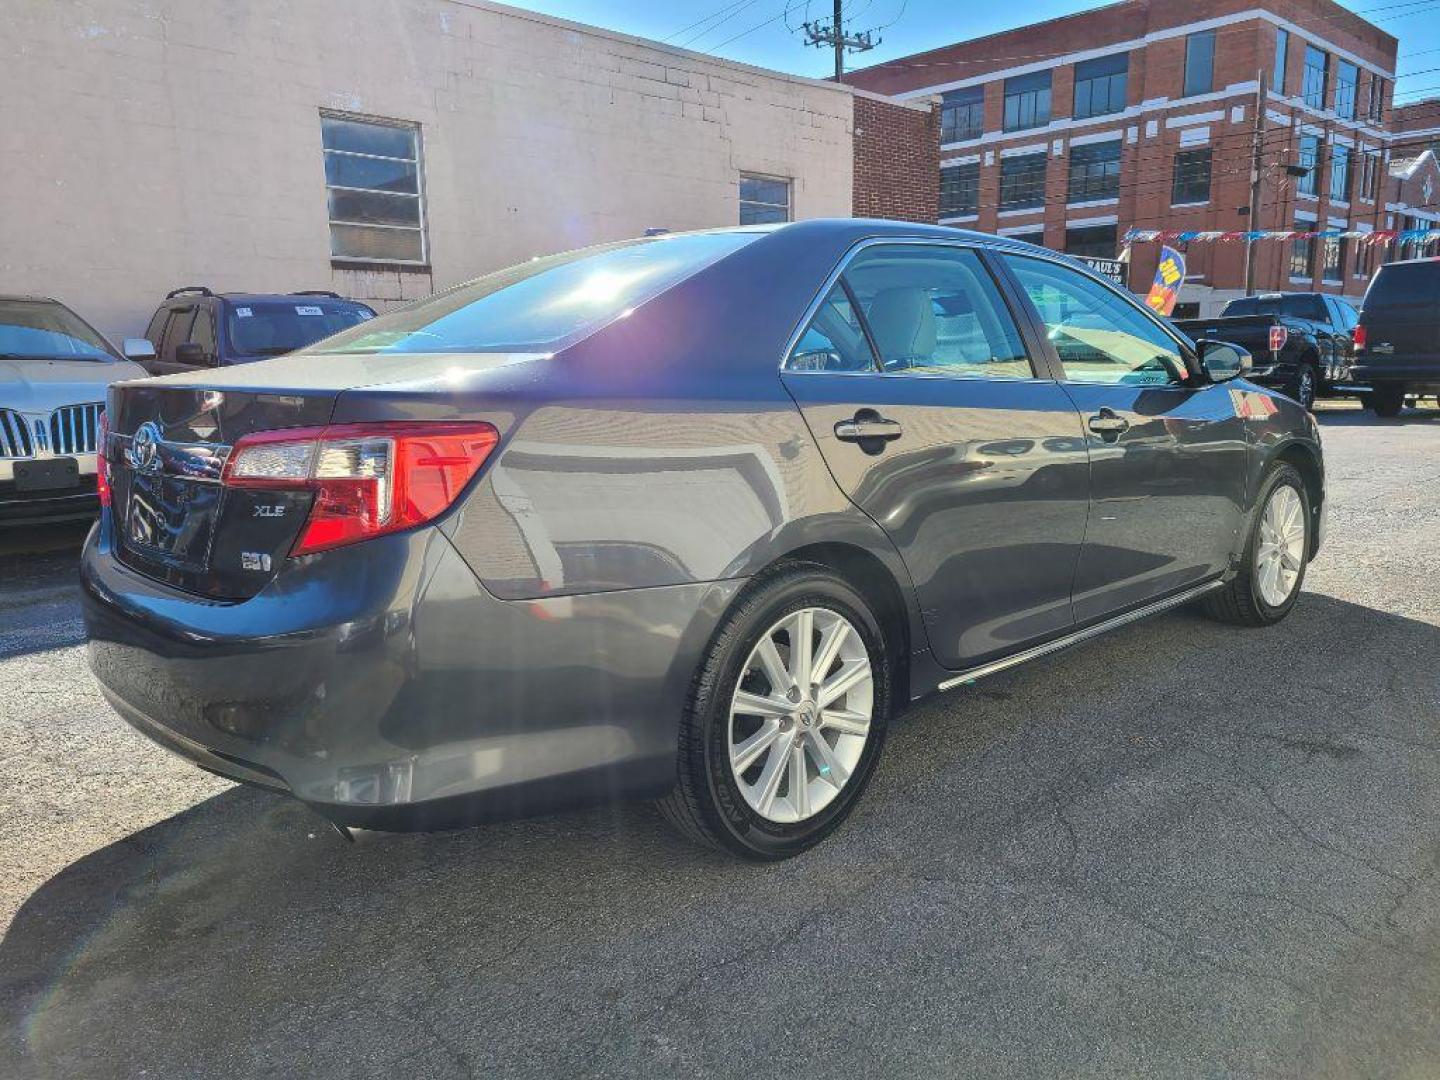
[1275,443,1323,557]
[779,542,912,701]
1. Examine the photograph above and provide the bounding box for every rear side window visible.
[309,232,759,355]
[160,307,196,356]
[1365,264,1439,311]
[1222,295,1328,320]
[226,301,373,357]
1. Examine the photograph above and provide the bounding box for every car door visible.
[995,253,1249,625]
[780,241,1091,670]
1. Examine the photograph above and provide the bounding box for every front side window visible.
[1000,152,1047,210]
[1297,135,1321,196]
[939,162,981,218]
[310,232,758,355]
[739,174,791,225]
[941,87,985,143]
[1184,31,1216,97]
[1073,53,1128,119]
[1291,221,1316,278]
[1004,255,1187,385]
[1068,140,1122,202]
[1064,225,1117,259]
[1302,45,1328,109]
[1273,28,1290,93]
[0,300,119,362]
[1003,71,1051,132]
[1335,60,1359,119]
[1329,145,1352,202]
[322,114,425,265]
[1171,149,1212,204]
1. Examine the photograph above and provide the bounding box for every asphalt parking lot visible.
[1,401,1437,1079]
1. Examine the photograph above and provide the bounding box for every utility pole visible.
[1243,70,1268,296]
[803,0,878,80]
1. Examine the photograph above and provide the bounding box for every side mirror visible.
[174,341,209,366]
[122,338,156,361]
[1198,339,1251,383]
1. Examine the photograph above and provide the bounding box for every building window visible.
[999,152,1048,209]
[1335,60,1359,120]
[1297,135,1321,197]
[1064,224,1117,259]
[1272,28,1290,94]
[1006,229,1047,248]
[1356,240,1373,278]
[1184,31,1216,97]
[1073,53,1128,119]
[939,162,981,218]
[1329,144,1352,202]
[1359,150,1381,201]
[941,87,985,143]
[1068,140,1122,202]
[1171,149,1212,204]
[1368,73,1387,122]
[1322,234,1345,282]
[738,174,791,224]
[1003,71,1051,132]
[322,113,426,265]
[1291,221,1315,278]
[1302,45,1328,109]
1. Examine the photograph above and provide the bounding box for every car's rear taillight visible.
[1353,324,1367,351]
[223,421,499,555]
[1268,325,1288,354]
[96,411,111,508]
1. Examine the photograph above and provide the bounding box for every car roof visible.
[0,294,62,304]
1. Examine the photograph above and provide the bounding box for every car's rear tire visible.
[1202,463,1310,628]
[1370,387,1406,417]
[659,561,892,860]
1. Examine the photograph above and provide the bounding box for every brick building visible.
[845,0,1434,314]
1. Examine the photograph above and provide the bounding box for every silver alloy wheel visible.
[1256,483,1306,607]
[727,606,873,824]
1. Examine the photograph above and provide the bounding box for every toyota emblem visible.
[126,421,163,474]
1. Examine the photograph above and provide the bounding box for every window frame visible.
[1171,148,1212,206]
[1321,234,1345,283]
[999,152,1048,211]
[1335,59,1359,120]
[1297,135,1322,197]
[777,238,1048,382]
[1272,28,1290,94]
[321,111,427,268]
[1072,53,1128,120]
[940,86,985,143]
[739,173,793,225]
[1183,31,1216,97]
[1302,45,1328,109]
[1290,221,1316,279]
[1068,140,1123,203]
[1003,71,1052,133]
[939,161,981,218]
[1329,144,1352,203]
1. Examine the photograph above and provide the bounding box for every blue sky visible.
[506,0,1440,103]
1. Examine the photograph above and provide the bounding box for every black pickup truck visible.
[1173,292,1359,410]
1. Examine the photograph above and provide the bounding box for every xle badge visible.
[253,504,286,518]
[240,552,272,572]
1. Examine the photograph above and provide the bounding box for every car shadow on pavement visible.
[1313,404,1440,426]
[3,592,1439,1079]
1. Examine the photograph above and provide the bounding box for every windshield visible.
[307,231,760,356]
[0,299,118,361]
[226,301,375,357]
[1221,295,1327,320]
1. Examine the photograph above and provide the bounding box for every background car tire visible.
[1370,387,1405,418]
[659,561,892,860]
[1289,362,1318,411]
[1202,463,1311,628]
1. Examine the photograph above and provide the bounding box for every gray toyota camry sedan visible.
[82,219,1324,859]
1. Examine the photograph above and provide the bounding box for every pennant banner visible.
[1124,227,1440,246]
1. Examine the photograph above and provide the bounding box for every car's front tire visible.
[1202,463,1311,627]
[659,561,892,860]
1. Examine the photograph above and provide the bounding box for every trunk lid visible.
[104,350,541,600]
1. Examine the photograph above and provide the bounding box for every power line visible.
[803,0,882,79]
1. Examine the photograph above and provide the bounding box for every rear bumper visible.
[1351,360,1440,391]
[81,514,741,829]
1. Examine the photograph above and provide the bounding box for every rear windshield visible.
[1221,295,1328,320]
[226,301,375,357]
[0,299,118,362]
[1365,263,1440,310]
[306,231,760,356]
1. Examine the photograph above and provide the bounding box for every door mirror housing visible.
[174,341,209,366]
[122,338,156,361]
[1198,340,1251,383]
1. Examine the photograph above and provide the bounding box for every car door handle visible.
[1087,409,1130,437]
[834,415,903,442]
